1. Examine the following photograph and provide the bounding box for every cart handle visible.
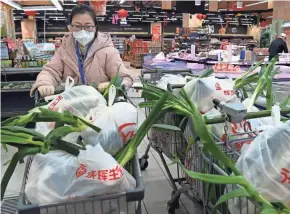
[204,108,290,125]
[167,83,186,92]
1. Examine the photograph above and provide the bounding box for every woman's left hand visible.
[98,82,110,93]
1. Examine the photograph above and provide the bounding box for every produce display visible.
[213,63,241,72]
[1,82,34,89]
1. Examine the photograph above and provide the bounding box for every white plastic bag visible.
[81,102,138,155]
[35,80,106,137]
[228,123,290,214]
[184,76,238,113]
[157,74,187,91]
[25,144,136,205]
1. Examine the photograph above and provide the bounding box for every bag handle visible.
[65,76,75,90]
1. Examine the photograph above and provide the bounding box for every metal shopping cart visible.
[1,88,144,214]
[138,67,192,172]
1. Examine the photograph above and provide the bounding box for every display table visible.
[0,68,42,118]
[144,57,290,81]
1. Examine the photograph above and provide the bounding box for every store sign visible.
[0,42,9,60]
[151,23,162,41]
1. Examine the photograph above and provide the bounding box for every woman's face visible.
[71,13,96,32]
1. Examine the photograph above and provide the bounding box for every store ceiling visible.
[14,0,53,6]
[11,0,272,25]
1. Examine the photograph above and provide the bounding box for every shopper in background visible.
[268,33,288,61]
[31,4,133,97]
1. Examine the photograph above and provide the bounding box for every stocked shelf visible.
[1,67,42,74]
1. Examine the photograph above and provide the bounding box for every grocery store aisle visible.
[132,98,203,214]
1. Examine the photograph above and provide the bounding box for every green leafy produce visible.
[139,80,289,213]
[115,92,169,166]
[0,109,101,200]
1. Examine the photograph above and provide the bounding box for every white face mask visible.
[73,30,95,46]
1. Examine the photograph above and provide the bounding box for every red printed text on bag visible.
[118,123,136,143]
[221,120,253,150]
[75,164,124,181]
[281,168,290,184]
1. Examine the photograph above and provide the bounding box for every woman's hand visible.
[38,85,55,97]
[98,82,110,93]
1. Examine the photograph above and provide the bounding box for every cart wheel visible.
[171,190,180,209]
[167,201,177,214]
[139,156,148,171]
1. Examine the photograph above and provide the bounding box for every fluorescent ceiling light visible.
[50,16,66,19]
[23,6,58,11]
[119,0,126,4]
[195,0,201,6]
[63,3,76,6]
[51,0,63,11]
[45,13,63,15]
[1,0,22,10]
[143,20,153,22]
[245,0,267,7]
[237,1,243,9]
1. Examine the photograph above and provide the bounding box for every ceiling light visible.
[45,13,63,15]
[63,3,76,6]
[143,20,154,22]
[1,0,22,10]
[119,0,126,4]
[23,6,58,11]
[51,0,63,11]
[237,1,243,9]
[245,0,267,7]
[195,0,201,6]
[49,16,66,19]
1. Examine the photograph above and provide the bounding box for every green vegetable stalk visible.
[115,92,169,166]
[1,109,101,200]
[139,80,289,213]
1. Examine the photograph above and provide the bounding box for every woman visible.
[31,4,133,97]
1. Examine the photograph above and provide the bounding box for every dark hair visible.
[69,4,98,32]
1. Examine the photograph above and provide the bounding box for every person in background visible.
[30,4,133,97]
[268,33,288,61]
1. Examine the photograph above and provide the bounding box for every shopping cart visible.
[138,67,192,172]
[163,85,290,214]
[169,116,261,214]
[1,88,144,214]
[17,154,144,214]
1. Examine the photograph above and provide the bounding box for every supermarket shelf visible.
[211,34,254,39]
[1,67,42,75]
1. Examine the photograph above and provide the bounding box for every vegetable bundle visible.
[139,78,290,213]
